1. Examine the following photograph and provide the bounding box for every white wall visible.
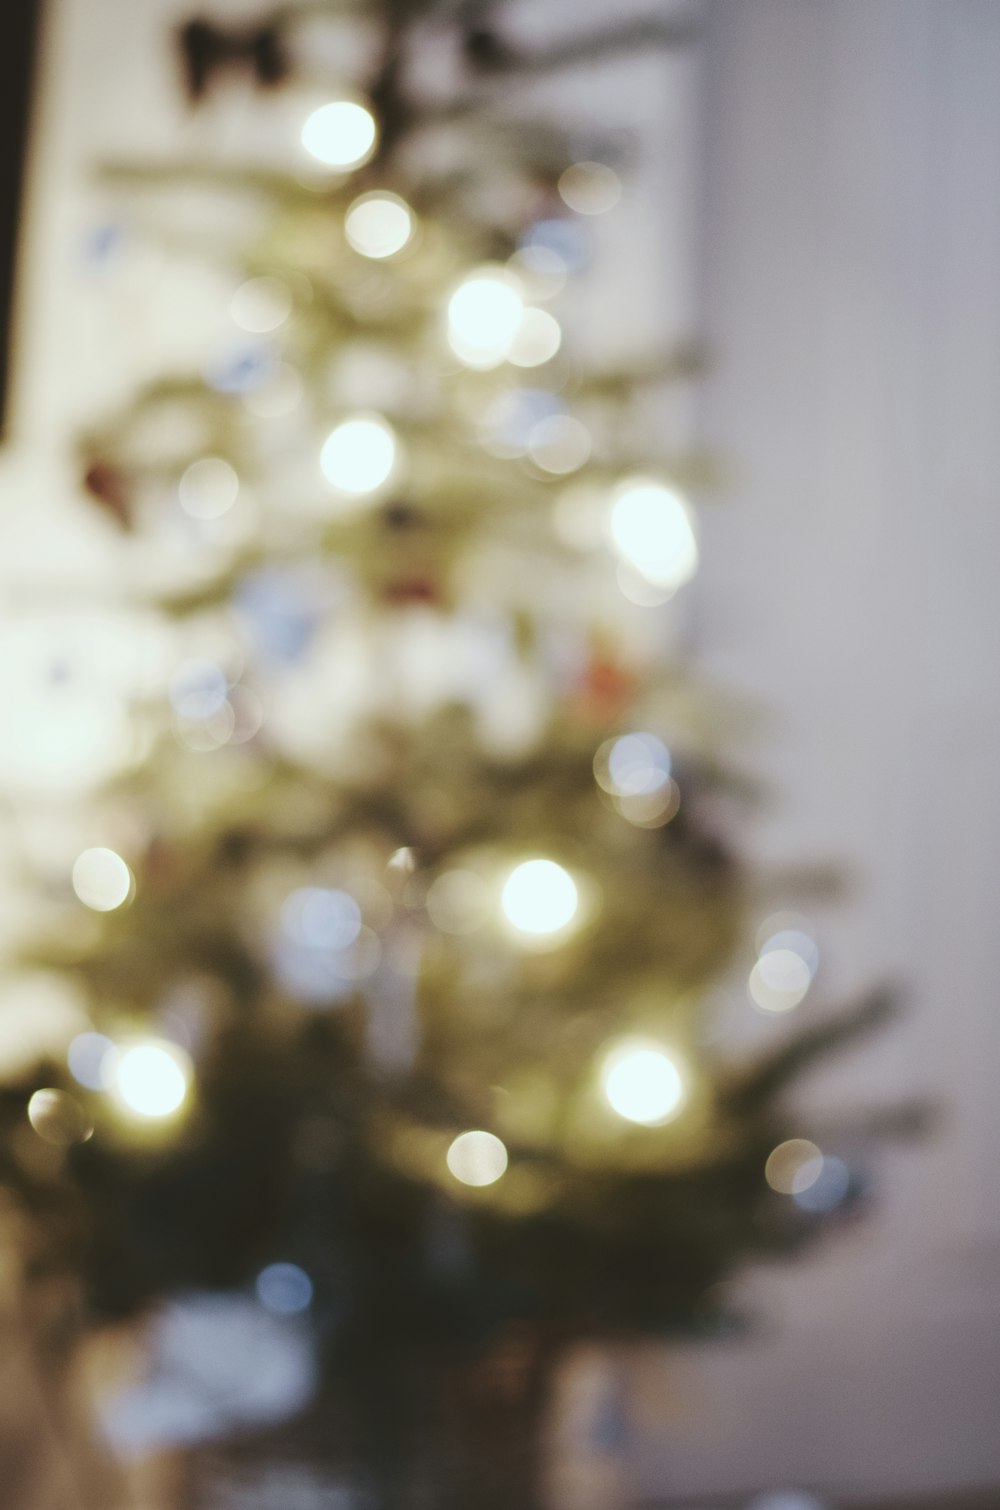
[626,1,1000,1501]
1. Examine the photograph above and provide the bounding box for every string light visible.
[320,414,398,495]
[71,848,133,912]
[446,1130,508,1187]
[345,192,414,259]
[500,859,578,937]
[447,267,524,368]
[111,1040,191,1120]
[609,477,698,592]
[301,101,377,170]
[601,1040,685,1125]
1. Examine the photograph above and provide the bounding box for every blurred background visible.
[2,2,1000,1508]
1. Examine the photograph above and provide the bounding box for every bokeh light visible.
[447,267,524,368]
[501,859,578,937]
[27,1088,93,1146]
[230,275,292,333]
[71,847,133,912]
[112,1041,191,1119]
[764,1138,823,1195]
[527,414,591,474]
[345,192,414,259]
[594,732,671,797]
[509,307,562,368]
[281,887,362,950]
[609,477,698,591]
[256,1262,313,1316]
[243,362,303,419]
[426,870,491,935]
[169,659,229,722]
[602,1040,685,1125]
[793,1155,851,1213]
[320,414,398,495]
[67,1030,115,1090]
[446,1130,508,1187]
[178,457,239,520]
[558,161,622,216]
[301,100,377,169]
[748,948,813,1013]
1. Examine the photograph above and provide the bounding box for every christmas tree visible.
[0,4,899,1506]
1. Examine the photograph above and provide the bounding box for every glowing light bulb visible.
[71,847,133,911]
[345,192,414,259]
[609,478,698,592]
[446,1130,508,1187]
[501,859,578,937]
[320,414,397,495]
[447,267,524,368]
[602,1040,685,1125]
[113,1041,191,1119]
[301,101,377,169]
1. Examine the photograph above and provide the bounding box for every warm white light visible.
[446,1130,508,1187]
[558,161,622,216]
[301,101,377,169]
[345,192,414,259]
[602,1041,685,1125]
[178,457,239,520]
[113,1041,191,1119]
[320,414,397,495]
[609,478,698,591]
[230,275,292,333]
[27,1088,93,1146]
[509,307,562,368]
[501,859,578,937]
[447,267,524,368]
[72,847,133,912]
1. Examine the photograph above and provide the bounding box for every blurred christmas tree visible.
[0,3,902,1507]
